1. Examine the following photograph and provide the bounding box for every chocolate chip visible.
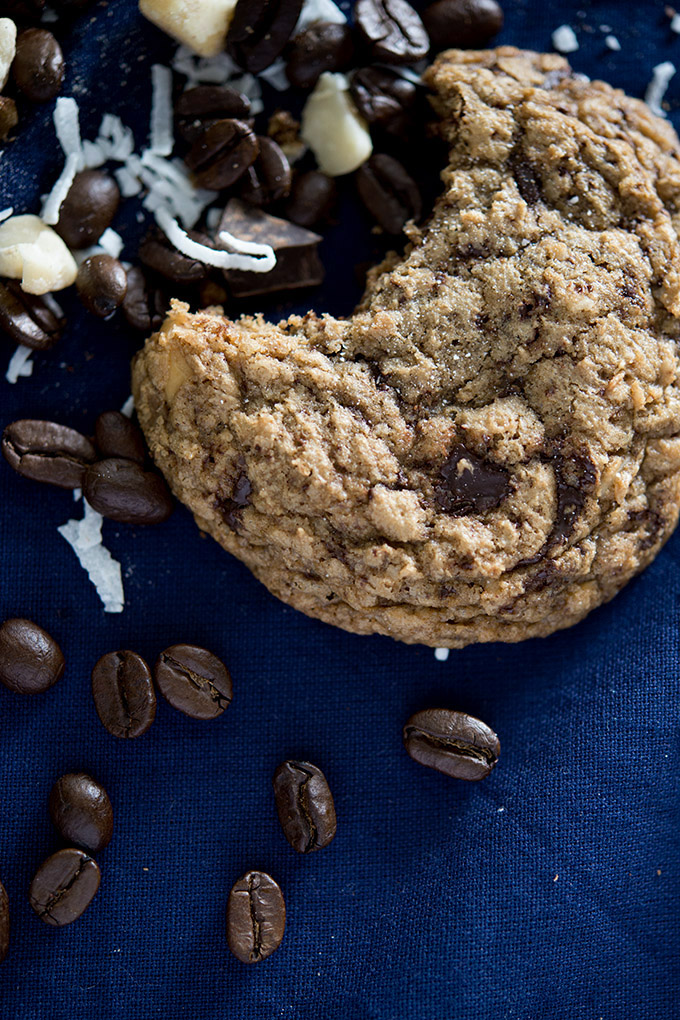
[285,21,354,90]
[0,279,65,350]
[511,157,543,206]
[435,443,510,515]
[626,509,663,550]
[227,0,305,74]
[12,28,64,102]
[284,170,337,228]
[185,118,259,191]
[354,0,429,65]
[76,255,128,318]
[175,85,252,144]
[422,0,504,50]
[55,170,120,249]
[216,462,252,530]
[355,153,421,234]
[239,137,292,207]
[217,198,324,297]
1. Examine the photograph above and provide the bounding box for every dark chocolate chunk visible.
[216,461,252,530]
[435,443,510,515]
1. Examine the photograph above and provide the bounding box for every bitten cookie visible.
[133,47,680,647]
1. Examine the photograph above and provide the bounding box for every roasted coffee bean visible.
[83,458,174,525]
[49,773,113,853]
[285,22,354,89]
[122,266,167,333]
[227,0,304,73]
[355,0,429,65]
[95,411,145,465]
[55,170,120,249]
[0,617,64,695]
[273,760,337,853]
[240,137,292,207]
[284,171,336,228]
[403,708,500,781]
[0,96,18,141]
[435,443,510,515]
[2,419,96,489]
[226,871,285,964]
[155,644,233,720]
[0,881,8,963]
[12,28,64,102]
[91,650,156,738]
[175,85,251,143]
[29,848,100,927]
[349,67,417,137]
[356,154,421,234]
[76,255,127,318]
[139,233,209,285]
[0,279,64,350]
[185,119,259,191]
[422,0,503,50]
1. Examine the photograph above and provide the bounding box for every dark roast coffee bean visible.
[83,458,174,525]
[2,419,96,489]
[285,22,354,89]
[55,170,120,249]
[175,85,251,143]
[91,649,156,738]
[0,881,8,963]
[29,848,100,927]
[403,708,500,781]
[356,154,421,234]
[185,119,259,191]
[227,0,304,73]
[49,773,113,853]
[122,266,167,333]
[355,0,429,65]
[435,443,510,515]
[284,171,337,228]
[226,871,285,964]
[0,97,18,141]
[0,618,64,695]
[349,67,417,136]
[155,644,232,720]
[422,0,503,50]
[139,233,209,285]
[273,760,337,853]
[12,28,64,102]
[0,279,65,350]
[95,411,145,465]
[240,137,292,207]
[76,255,127,318]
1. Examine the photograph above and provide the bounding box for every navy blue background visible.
[0,1,678,1017]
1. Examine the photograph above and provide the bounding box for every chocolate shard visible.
[435,443,510,516]
[216,198,324,298]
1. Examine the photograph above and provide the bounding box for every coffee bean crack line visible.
[247,873,263,962]
[160,653,231,708]
[34,855,92,923]
[115,652,136,737]
[293,763,319,853]
[404,729,497,765]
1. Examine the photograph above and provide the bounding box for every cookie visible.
[132,47,680,648]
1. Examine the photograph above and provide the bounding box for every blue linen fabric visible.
[0,1,679,1017]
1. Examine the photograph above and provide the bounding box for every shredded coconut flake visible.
[296,0,347,32]
[120,395,135,417]
[672,13,680,34]
[646,61,676,117]
[54,97,84,169]
[605,35,621,51]
[0,206,13,223]
[154,205,276,272]
[73,487,81,501]
[259,59,290,91]
[97,227,124,258]
[114,165,143,197]
[552,25,579,54]
[58,500,124,613]
[150,64,174,156]
[434,647,450,662]
[41,151,80,225]
[82,139,106,169]
[5,344,33,384]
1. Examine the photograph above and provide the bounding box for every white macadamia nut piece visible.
[139,0,237,57]
[301,73,373,177]
[0,18,17,91]
[0,215,78,294]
